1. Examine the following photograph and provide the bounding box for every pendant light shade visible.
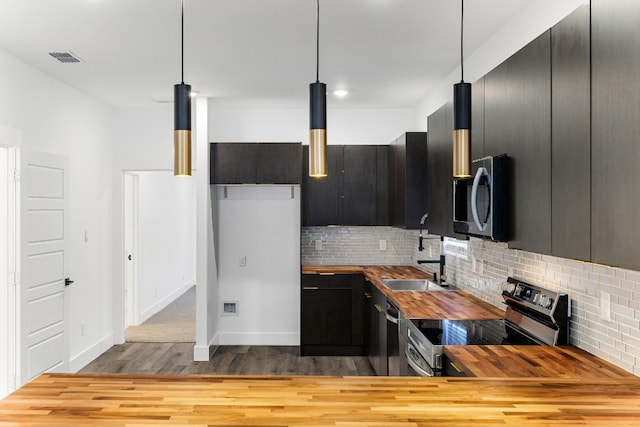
[309,81,327,177]
[453,81,471,178]
[174,82,192,176]
[174,0,192,177]
[309,0,327,178]
[453,0,471,178]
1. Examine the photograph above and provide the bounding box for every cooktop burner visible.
[409,318,540,346]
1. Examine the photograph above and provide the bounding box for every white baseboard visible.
[193,331,219,361]
[139,280,195,325]
[218,332,299,346]
[70,333,115,372]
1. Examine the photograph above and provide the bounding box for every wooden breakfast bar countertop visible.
[444,345,637,379]
[302,265,505,320]
[3,373,640,426]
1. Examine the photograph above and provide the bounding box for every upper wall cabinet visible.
[484,30,552,255]
[427,104,457,237]
[591,0,640,270]
[389,132,428,229]
[551,5,591,262]
[210,142,302,184]
[302,145,389,226]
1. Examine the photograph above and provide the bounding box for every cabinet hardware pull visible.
[450,362,463,373]
[373,303,384,313]
[319,272,335,276]
[303,286,319,290]
[364,292,372,299]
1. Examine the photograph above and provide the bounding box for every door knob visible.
[128,254,132,261]
[65,278,74,287]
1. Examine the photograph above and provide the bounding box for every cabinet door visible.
[210,143,258,184]
[301,287,352,347]
[257,143,302,184]
[342,146,377,225]
[404,132,429,229]
[427,102,456,237]
[485,31,552,254]
[301,145,342,226]
[471,77,486,159]
[591,0,640,269]
[551,5,591,262]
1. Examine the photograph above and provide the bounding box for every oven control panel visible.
[500,277,569,315]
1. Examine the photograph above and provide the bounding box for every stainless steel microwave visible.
[452,154,509,241]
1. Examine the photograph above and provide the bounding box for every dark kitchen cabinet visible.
[472,77,486,160]
[210,143,258,184]
[426,103,457,238]
[363,280,388,376]
[300,273,365,356]
[210,142,302,184]
[551,5,591,262]
[484,30,552,254]
[388,132,428,229]
[302,145,389,226]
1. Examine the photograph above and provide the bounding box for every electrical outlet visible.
[379,239,387,251]
[601,291,611,321]
[478,259,484,275]
[315,239,323,250]
[239,256,247,267]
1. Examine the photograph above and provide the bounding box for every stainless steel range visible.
[402,277,570,376]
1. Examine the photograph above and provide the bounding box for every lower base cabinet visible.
[364,281,388,376]
[300,274,365,356]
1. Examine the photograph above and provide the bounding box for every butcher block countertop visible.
[302,265,505,320]
[444,345,637,379]
[3,373,640,426]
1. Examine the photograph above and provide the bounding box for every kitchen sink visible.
[381,278,453,291]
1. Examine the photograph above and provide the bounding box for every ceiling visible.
[0,0,539,111]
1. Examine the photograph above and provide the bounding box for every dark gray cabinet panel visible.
[300,274,365,356]
[551,5,591,262]
[592,0,640,269]
[484,31,552,254]
[364,281,387,376]
[427,102,456,237]
[389,132,428,229]
[257,143,302,184]
[471,77,486,160]
[210,143,258,184]
[210,142,301,184]
[302,145,389,226]
[302,145,342,226]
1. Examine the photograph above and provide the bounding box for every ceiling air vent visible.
[49,51,83,64]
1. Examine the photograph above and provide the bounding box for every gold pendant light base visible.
[453,129,471,178]
[174,130,192,176]
[309,129,327,177]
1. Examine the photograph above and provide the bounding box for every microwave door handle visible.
[471,166,489,232]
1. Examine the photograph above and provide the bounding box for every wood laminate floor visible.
[80,343,376,376]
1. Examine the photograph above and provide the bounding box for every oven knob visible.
[533,294,541,305]
[545,297,554,309]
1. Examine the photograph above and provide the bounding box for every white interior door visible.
[124,172,139,328]
[19,150,69,384]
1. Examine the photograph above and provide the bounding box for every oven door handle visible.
[405,345,433,377]
[471,166,490,232]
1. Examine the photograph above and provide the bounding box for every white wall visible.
[413,0,587,129]
[208,100,416,144]
[0,48,115,374]
[215,185,300,345]
[134,171,196,323]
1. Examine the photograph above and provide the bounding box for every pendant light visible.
[453,0,471,178]
[174,0,192,177]
[309,0,327,178]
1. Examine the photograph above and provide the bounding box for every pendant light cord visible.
[181,0,185,84]
[316,0,320,83]
[460,0,464,82]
